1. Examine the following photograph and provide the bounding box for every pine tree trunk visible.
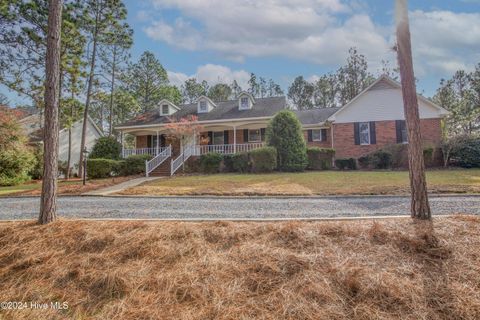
[39,0,63,224]
[109,45,117,136]
[78,8,100,178]
[395,0,431,219]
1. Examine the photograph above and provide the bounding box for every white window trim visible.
[161,104,169,115]
[312,129,322,142]
[212,131,224,145]
[240,97,250,110]
[199,101,208,112]
[248,129,262,143]
[359,122,371,145]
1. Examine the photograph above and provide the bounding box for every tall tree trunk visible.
[78,9,100,178]
[66,89,74,179]
[109,45,117,136]
[395,0,431,219]
[39,0,63,224]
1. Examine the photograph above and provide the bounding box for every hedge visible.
[224,153,249,173]
[449,136,480,168]
[335,158,356,170]
[200,153,223,174]
[249,147,277,173]
[370,150,393,169]
[306,147,335,170]
[86,159,124,179]
[122,154,153,176]
[0,148,35,186]
[89,136,122,160]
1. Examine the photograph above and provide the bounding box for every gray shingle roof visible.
[117,96,340,128]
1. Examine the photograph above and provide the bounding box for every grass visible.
[0,216,479,319]
[119,169,480,196]
[0,176,136,197]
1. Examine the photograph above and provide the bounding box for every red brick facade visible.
[303,129,332,149]
[333,118,443,159]
[136,135,148,149]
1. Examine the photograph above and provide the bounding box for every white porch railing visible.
[194,143,265,155]
[171,143,195,176]
[145,145,171,177]
[122,147,169,158]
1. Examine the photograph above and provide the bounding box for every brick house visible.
[116,75,448,176]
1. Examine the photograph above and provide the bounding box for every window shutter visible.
[396,120,403,143]
[354,123,360,145]
[321,129,327,142]
[223,130,229,144]
[207,131,213,145]
[147,135,152,148]
[370,121,376,144]
[307,130,313,142]
[260,128,266,141]
[243,129,249,143]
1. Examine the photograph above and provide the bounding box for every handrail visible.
[123,147,169,158]
[171,143,194,176]
[194,143,264,155]
[145,145,172,177]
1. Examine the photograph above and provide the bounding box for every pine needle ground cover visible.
[0,216,479,319]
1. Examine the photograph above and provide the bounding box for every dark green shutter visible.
[147,135,152,148]
[307,130,313,142]
[370,121,376,144]
[354,123,360,145]
[223,130,229,144]
[321,129,327,142]
[207,131,213,145]
[243,129,249,142]
[396,120,403,143]
[260,128,266,141]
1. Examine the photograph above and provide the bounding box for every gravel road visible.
[0,195,479,220]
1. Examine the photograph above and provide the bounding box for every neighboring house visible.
[19,113,103,175]
[116,75,448,176]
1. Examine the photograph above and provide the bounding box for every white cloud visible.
[144,1,480,79]
[167,64,251,89]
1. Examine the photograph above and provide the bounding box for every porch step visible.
[149,159,171,177]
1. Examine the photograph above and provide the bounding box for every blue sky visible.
[3,0,480,106]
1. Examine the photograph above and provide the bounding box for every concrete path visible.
[0,195,479,220]
[82,177,161,196]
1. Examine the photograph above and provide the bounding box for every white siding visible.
[332,88,442,123]
[58,119,102,173]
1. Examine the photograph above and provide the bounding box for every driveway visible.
[0,195,479,220]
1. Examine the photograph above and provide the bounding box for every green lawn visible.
[119,169,480,196]
[0,180,77,196]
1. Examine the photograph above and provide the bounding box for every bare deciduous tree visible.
[39,0,63,224]
[395,0,431,219]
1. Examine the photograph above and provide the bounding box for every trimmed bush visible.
[121,154,153,176]
[449,136,480,168]
[200,153,223,174]
[249,147,277,173]
[307,147,335,170]
[335,158,356,170]
[357,155,371,169]
[0,148,35,186]
[87,159,122,179]
[370,150,393,169]
[89,136,122,160]
[266,110,307,172]
[224,153,250,173]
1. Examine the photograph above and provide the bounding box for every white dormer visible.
[238,92,255,110]
[197,96,216,113]
[159,99,180,116]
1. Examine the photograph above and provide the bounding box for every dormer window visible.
[162,104,169,115]
[199,101,207,112]
[241,97,249,109]
[238,92,255,110]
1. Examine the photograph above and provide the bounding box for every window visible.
[398,120,408,144]
[359,122,370,145]
[248,129,261,142]
[212,131,224,145]
[240,97,249,109]
[162,104,169,115]
[199,100,207,112]
[312,129,322,141]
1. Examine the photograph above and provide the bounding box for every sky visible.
[3,0,480,106]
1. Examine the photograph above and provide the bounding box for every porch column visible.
[121,132,125,158]
[156,130,159,155]
[233,126,237,153]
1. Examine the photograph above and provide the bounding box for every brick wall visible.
[303,129,332,148]
[136,135,148,148]
[333,118,443,159]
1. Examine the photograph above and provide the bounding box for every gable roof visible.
[294,108,340,125]
[117,96,287,128]
[28,115,103,143]
[328,75,449,121]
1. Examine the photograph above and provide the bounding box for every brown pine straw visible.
[0,216,479,319]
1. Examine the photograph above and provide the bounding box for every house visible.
[18,112,103,175]
[115,75,448,176]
